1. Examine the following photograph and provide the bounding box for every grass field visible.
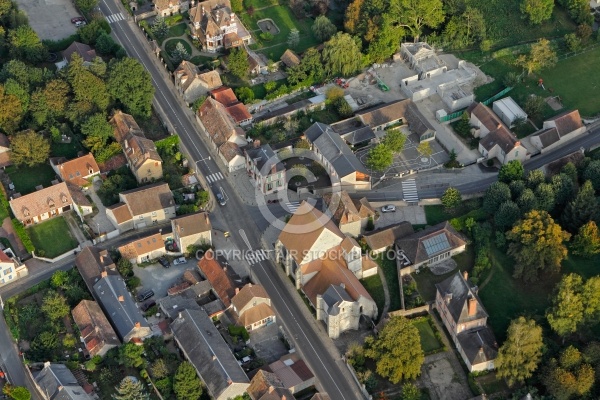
[28,217,78,258]
[361,274,385,320]
[244,0,279,8]
[168,22,187,37]
[377,254,402,311]
[424,205,452,226]
[51,141,84,159]
[6,164,56,195]
[164,38,192,57]
[412,317,444,354]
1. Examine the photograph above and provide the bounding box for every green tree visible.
[8,25,46,63]
[495,201,521,229]
[50,270,70,289]
[582,160,600,191]
[417,141,432,157]
[171,42,190,64]
[75,0,98,13]
[401,382,421,400]
[517,38,557,75]
[546,273,584,337]
[516,189,538,214]
[551,173,575,206]
[388,0,445,41]
[382,129,407,153]
[108,58,155,117]
[524,95,546,119]
[364,316,424,383]
[230,0,242,12]
[287,29,300,48]
[228,47,249,79]
[509,180,526,200]
[496,317,544,387]
[582,276,600,321]
[5,386,31,400]
[173,361,203,400]
[79,19,110,46]
[525,169,545,189]
[366,16,404,63]
[366,144,393,171]
[572,221,600,258]
[520,0,554,24]
[543,346,595,399]
[443,7,486,48]
[113,377,149,400]
[561,161,578,183]
[96,32,118,55]
[150,359,169,379]
[562,180,599,233]
[119,343,145,368]
[441,187,461,211]
[564,33,582,52]
[151,15,169,39]
[10,130,50,167]
[534,182,555,212]
[543,362,578,400]
[295,139,311,149]
[117,257,133,277]
[4,79,29,113]
[483,182,511,214]
[322,32,364,77]
[498,160,525,183]
[41,291,70,319]
[312,15,337,42]
[507,210,571,281]
[0,84,23,133]
[0,0,12,17]
[68,54,110,113]
[234,87,254,103]
[81,113,113,153]
[29,79,71,127]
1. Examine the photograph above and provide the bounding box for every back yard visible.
[28,217,78,258]
[361,274,386,320]
[7,164,57,195]
[412,316,445,355]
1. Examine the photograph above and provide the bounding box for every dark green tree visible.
[75,0,98,13]
[535,182,555,212]
[228,47,249,79]
[81,113,113,153]
[68,54,110,112]
[108,58,155,117]
[312,15,337,42]
[551,173,575,206]
[441,187,462,211]
[483,182,511,214]
[561,162,578,183]
[443,6,486,48]
[498,160,524,183]
[495,201,521,229]
[516,188,538,214]
[96,32,118,55]
[525,169,545,189]
[119,343,145,368]
[582,160,600,191]
[562,180,599,233]
[150,16,169,39]
[520,0,554,24]
[173,361,203,400]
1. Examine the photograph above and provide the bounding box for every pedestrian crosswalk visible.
[106,13,125,24]
[402,179,419,202]
[285,202,300,213]
[245,249,270,265]
[206,172,224,183]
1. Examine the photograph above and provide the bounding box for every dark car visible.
[158,257,170,268]
[136,289,154,302]
[215,191,226,206]
[71,16,85,23]
[140,300,156,312]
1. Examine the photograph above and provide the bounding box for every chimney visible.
[178,312,183,320]
[124,139,128,149]
[118,295,125,302]
[445,293,452,304]
[235,287,240,294]
[462,271,468,281]
[134,322,141,328]
[468,296,477,316]
[340,283,346,290]
[205,213,210,225]
[269,386,275,394]
[101,271,108,278]
[201,5,205,14]
[253,139,261,148]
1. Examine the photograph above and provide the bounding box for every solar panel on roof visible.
[422,233,451,257]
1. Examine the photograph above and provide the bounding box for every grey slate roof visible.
[34,362,92,400]
[322,284,353,316]
[93,275,150,341]
[304,122,368,178]
[171,308,250,399]
[457,326,497,367]
[395,221,466,265]
[245,144,285,174]
[434,271,489,325]
[357,99,435,137]
[158,294,202,319]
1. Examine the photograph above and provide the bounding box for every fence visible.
[388,304,430,317]
[438,109,465,122]
[482,86,513,106]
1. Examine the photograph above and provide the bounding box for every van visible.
[140,300,156,312]
[136,289,154,302]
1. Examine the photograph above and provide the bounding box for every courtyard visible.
[133,260,194,299]
[14,0,79,41]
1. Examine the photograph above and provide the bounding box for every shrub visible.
[12,219,34,253]
[259,32,274,42]
[164,14,183,26]
[228,325,250,341]
[126,276,141,289]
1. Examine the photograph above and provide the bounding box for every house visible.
[330,118,377,147]
[0,250,27,287]
[275,202,377,338]
[531,110,585,152]
[247,370,294,400]
[118,233,166,264]
[153,0,190,17]
[50,153,100,187]
[72,300,120,358]
[364,222,414,255]
[492,97,527,128]
[174,61,222,103]
[9,181,90,226]
[266,353,315,394]
[435,271,497,372]
[321,191,376,237]
[33,362,93,400]
[188,0,251,52]
[105,183,175,232]
[478,127,527,165]
[0,133,12,167]
[395,221,467,272]
[280,49,301,68]
[93,274,152,342]
[171,211,212,253]
[158,293,203,318]
[210,87,253,126]
[110,111,163,183]
[75,246,118,295]
[355,99,436,142]
[252,95,326,126]
[171,308,250,400]
[244,143,287,195]
[231,283,276,331]
[303,123,371,191]
[197,249,237,308]
[56,42,97,69]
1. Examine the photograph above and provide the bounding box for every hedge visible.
[11,219,34,253]
[43,34,80,53]
[228,325,250,341]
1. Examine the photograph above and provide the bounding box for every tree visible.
[366,144,393,171]
[534,182,555,212]
[117,257,133,277]
[416,141,432,157]
[516,189,538,214]
[75,0,98,13]
[443,7,486,49]
[4,386,31,400]
[150,359,169,379]
[525,169,545,189]
[312,15,337,42]
[171,42,190,64]
[173,361,203,400]
[509,180,526,200]
[507,210,570,281]
[441,187,461,211]
[524,95,546,119]
[382,130,407,153]
[50,270,70,289]
[483,182,511,214]
[10,130,50,167]
[79,19,111,46]
[108,58,155,117]
[546,273,584,337]
[68,55,110,113]
[295,139,311,150]
[230,0,243,12]
[364,316,424,383]
[228,47,249,79]
[287,29,300,48]
[582,276,600,321]
[564,33,582,52]
[520,0,554,24]
[150,15,169,39]
[113,377,149,400]
[561,162,578,183]
[322,32,363,77]
[562,180,599,233]
[400,383,420,400]
[516,39,557,74]
[4,79,29,113]
[496,317,543,386]
[41,291,70,319]
[498,160,525,183]
[344,0,365,33]
[235,87,254,103]
[572,221,600,258]
[119,343,145,368]
[495,201,521,229]
[81,113,113,153]
[0,84,23,133]
[8,25,46,63]
[388,0,445,41]
[582,160,600,191]
[96,32,118,55]
[551,173,575,206]
[543,346,595,399]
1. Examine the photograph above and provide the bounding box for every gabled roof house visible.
[50,153,100,187]
[244,143,286,195]
[531,110,586,152]
[174,61,223,103]
[72,300,120,358]
[321,191,376,237]
[231,283,276,331]
[33,362,93,400]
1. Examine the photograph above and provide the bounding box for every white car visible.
[381,204,396,213]
[173,257,187,266]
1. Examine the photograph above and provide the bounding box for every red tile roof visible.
[54,153,99,186]
[210,87,239,107]
[226,103,252,124]
[197,250,236,307]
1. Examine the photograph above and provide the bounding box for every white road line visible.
[286,202,300,213]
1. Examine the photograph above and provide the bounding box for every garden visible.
[28,217,78,258]
[411,316,445,355]
[6,164,57,195]
[360,274,386,320]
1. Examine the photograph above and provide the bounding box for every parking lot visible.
[133,259,194,299]
[15,0,79,41]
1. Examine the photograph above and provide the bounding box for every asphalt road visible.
[95,3,364,398]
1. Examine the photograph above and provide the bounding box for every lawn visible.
[164,38,192,58]
[6,164,57,195]
[376,254,402,311]
[412,317,444,354]
[168,22,187,37]
[244,0,279,8]
[190,55,218,67]
[424,205,452,226]
[311,108,341,124]
[51,140,85,159]
[28,217,78,258]
[361,274,385,320]
[563,252,600,279]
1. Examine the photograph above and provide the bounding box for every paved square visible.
[133,261,193,299]
[15,0,80,41]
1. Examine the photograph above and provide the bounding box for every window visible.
[151,211,157,216]
[139,216,144,220]
[75,171,81,176]
[4,268,12,276]
[515,151,519,157]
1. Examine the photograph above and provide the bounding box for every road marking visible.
[246,249,269,265]
[285,202,300,213]
[106,12,124,23]
[402,179,419,202]
[206,172,223,183]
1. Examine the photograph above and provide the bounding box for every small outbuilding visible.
[492,97,527,128]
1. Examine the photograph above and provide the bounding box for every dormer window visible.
[61,195,68,203]
[23,209,30,217]
[48,199,55,208]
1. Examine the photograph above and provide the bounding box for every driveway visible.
[14,0,79,41]
[87,180,117,235]
[370,204,427,228]
[133,260,194,299]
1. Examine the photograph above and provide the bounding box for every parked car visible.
[140,300,156,312]
[381,204,396,213]
[136,289,154,302]
[75,21,86,27]
[215,192,226,206]
[71,16,85,23]
[173,257,187,266]
[158,257,170,268]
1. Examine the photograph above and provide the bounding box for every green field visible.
[361,274,385,320]
[412,317,444,354]
[28,217,78,258]
[6,164,57,195]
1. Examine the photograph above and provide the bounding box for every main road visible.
[97,2,364,399]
